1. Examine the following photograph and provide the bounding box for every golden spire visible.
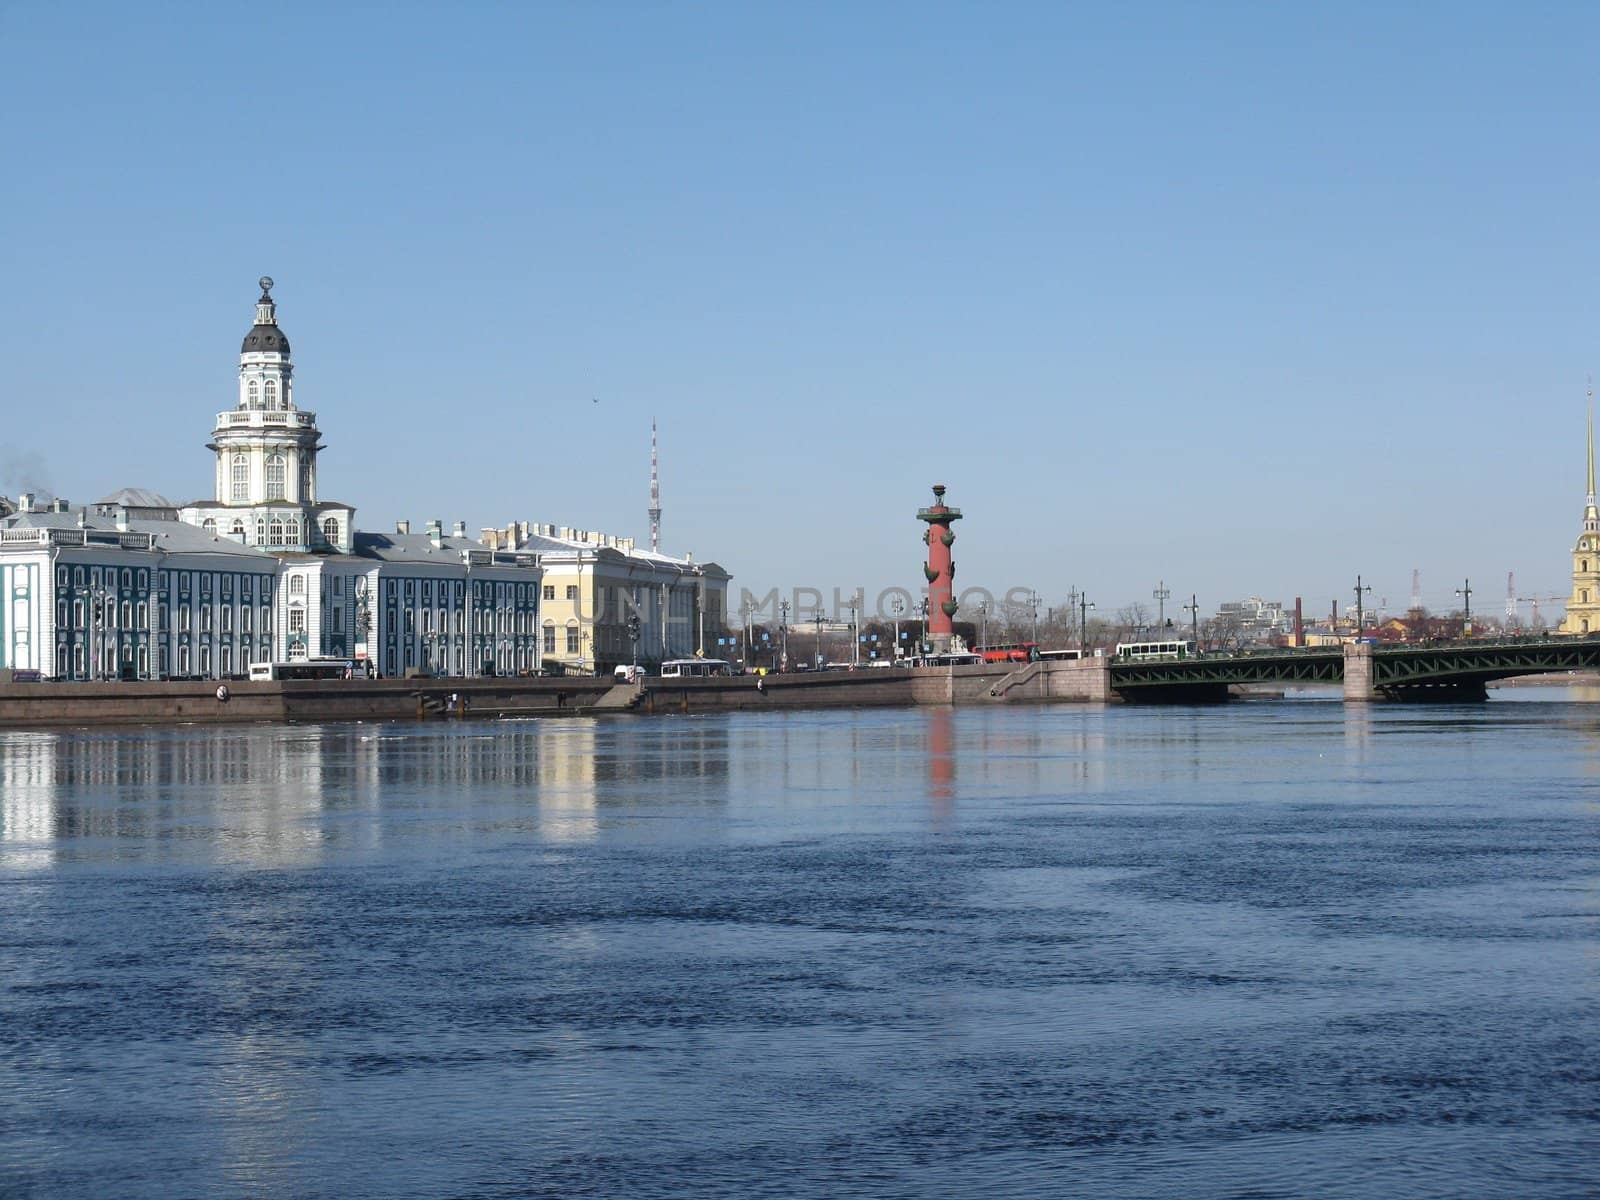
[1588,380,1595,505]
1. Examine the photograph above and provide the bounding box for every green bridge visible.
[1106,635,1600,702]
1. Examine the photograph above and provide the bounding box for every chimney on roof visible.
[19,492,34,512]
[54,498,68,514]
[425,519,442,548]
[77,507,88,528]
[115,506,130,532]
[452,520,466,539]
[396,519,410,535]
[481,528,501,551]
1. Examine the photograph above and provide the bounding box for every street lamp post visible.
[978,601,988,651]
[890,595,904,662]
[1353,575,1373,638]
[850,602,859,666]
[1153,580,1170,628]
[1029,589,1040,645]
[1455,579,1473,636]
[1079,592,1095,655]
[778,599,789,671]
[1183,594,1199,648]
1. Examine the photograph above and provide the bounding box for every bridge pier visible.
[1343,643,1378,702]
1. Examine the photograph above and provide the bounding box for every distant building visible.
[93,488,178,522]
[1559,396,1599,635]
[1214,597,1294,643]
[481,522,730,674]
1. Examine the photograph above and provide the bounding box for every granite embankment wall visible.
[0,659,1115,726]
[0,676,614,727]
[637,657,1111,712]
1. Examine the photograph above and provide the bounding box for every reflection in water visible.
[927,706,955,822]
[1,704,1597,1200]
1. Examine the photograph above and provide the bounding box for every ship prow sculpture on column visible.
[917,484,963,654]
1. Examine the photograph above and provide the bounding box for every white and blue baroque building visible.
[0,279,544,680]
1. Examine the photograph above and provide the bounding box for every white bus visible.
[1037,648,1084,661]
[1113,640,1197,661]
[248,659,356,681]
[659,658,736,678]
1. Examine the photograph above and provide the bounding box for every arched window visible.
[289,574,306,596]
[221,645,232,676]
[322,517,339,546]
[1583,590,1590,604]
[301,463,313,501]
[231,455,249,501]
[269,518,285,546]
[231,519,245,539]
[255,519,266,545]
[1584,559,1590,574]
[265,454,285,500]
[286,518,300,545]
[203,518,216,533]
[264,378,278,409]
[247,379,259,407]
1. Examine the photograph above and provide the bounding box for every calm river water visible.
[1,696,1597,1199]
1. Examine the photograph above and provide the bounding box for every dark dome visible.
[241,324,290,354]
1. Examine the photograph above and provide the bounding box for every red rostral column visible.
[918,483,963,653]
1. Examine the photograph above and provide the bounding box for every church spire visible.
[1587,381,1594,507]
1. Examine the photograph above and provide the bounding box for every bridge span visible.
[1107,636,1600,702]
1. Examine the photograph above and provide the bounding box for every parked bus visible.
[248,659,356,681]
[911,652,985,667]
[1037,648,1084,661]
[1113,640,1197,661]
[659,658,736,678]
[975,642,1041,664]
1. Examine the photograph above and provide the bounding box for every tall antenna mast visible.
[648,418,662,553]
[1506,571,1517,620]
[1410,568,1421,612]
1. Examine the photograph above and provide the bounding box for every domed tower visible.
[208,277,322,515]
[184,278,352,553]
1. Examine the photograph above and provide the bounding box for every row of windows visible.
[384,578,540,605]
[58,566,151,591]
[244,378,282,408]
[159,569,274,598]
[226,453,319,506]
[380,644,541,677]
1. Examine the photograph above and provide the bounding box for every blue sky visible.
[3,2,1596,623]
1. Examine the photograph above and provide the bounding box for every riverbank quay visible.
[0,675,615,726]
[7,646,1586,726]
[0,659,1119,726]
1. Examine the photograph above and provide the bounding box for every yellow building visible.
[1558,395,1600,635]
[481,522,730,674]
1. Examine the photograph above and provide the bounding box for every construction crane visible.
[1516,595,1565,631]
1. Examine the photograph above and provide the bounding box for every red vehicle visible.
[975,642,1040,664]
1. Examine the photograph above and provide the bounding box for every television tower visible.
[648,418,662,553]
[1411,569,1421,612]
[1506,571,1517,620]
